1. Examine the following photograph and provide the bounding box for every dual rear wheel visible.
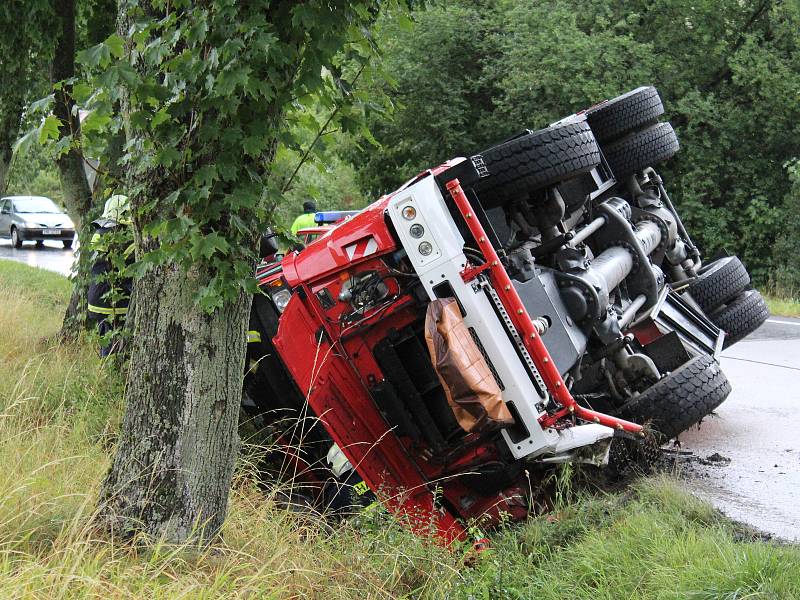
[586,85,679,179]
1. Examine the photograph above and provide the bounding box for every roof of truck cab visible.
[280,159,465,287]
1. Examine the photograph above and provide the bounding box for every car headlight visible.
[271,289,292,313]
[24,222,40,228]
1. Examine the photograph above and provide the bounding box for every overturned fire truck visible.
[243,87,768,543]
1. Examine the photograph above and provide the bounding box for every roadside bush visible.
[350,0,800,288]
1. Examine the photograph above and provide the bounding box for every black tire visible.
[686,256,750,312]
[63,239,74,249]
[603,122,679,179]
[473,121,601,207]
[11,227,22,248]
[586,86,664,143]
[618,354,731,440]
[711,289,770,349]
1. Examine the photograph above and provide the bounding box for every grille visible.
[468,327,505,390]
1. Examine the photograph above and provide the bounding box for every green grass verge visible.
[0,261,797,598]
[0,259,71,307]
[764,294,800,318]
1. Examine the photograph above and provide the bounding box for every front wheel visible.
[617,354,731,440]
[11,227,22,248]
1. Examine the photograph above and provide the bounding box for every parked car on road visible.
[0,196,75,249]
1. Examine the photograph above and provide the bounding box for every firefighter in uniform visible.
[87,194,134,357]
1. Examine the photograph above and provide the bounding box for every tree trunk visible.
[0,77,27,199]
[0,155,9,199]
[0,108,19,198]
[97,263,250,543]
[52,0,96,341]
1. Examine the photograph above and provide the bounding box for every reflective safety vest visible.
[290,212,316,236]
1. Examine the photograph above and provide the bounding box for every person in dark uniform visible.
[87,194,134,357]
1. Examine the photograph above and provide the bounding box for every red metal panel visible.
[273,291,467,544]
[282,198,399,288]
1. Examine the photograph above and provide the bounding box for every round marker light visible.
[418,241,433,256]
[409,223,425,238]
[401,205,417,220]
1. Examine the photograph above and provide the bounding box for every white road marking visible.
[767,319,800,327]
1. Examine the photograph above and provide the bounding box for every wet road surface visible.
[678,317,800,541]
[0,241,797,539]
[0,237,76,276]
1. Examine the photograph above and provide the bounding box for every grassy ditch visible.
[764,293,800,318]
[0,260,797,599]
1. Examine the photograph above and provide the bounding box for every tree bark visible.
[0,153,9,199]
[52,0,97,341]
[0,104,21,198]
[97,264,249,543]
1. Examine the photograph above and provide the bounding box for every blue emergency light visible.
[314,210,360,224]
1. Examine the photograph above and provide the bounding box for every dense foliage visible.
[73,1,396,310]
[348,0,800,290]
[0,2,54,195]
[7,0,798,292]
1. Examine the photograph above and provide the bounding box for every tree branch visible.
[281,62,368,194]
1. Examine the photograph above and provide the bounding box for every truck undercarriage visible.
[243,87,768,544]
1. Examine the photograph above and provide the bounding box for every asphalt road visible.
[0,237,76,276]
[1,240,797,539]
[678,316,800,542]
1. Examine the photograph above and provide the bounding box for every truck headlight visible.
[418,241,433,256]
[271,289,292,313]
[409,224,424,238]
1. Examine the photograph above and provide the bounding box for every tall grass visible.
[0,261,797,599]
[764,294,800,318]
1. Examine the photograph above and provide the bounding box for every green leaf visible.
[105,33,125,59]
[151,109,171,129]
[190,232,230,260]
[12,128,39,156]
[28,94,54,114]
[78,42,110,68]
[242,136,265,157]
[38,115,61,143]
[155,146,181,167]
[81,110,111,133]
